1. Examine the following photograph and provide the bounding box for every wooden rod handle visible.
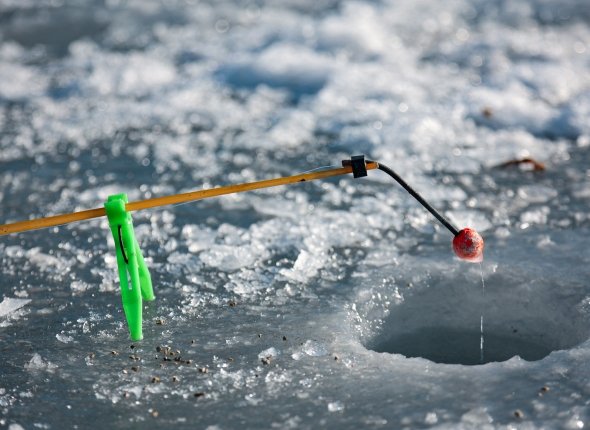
[0,162,378,236]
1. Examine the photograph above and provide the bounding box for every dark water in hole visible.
[371,327,555,365]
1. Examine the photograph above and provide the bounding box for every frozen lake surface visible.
[1,0,590,428]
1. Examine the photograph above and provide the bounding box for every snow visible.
[218,43,336,96]
[1,0,590,428]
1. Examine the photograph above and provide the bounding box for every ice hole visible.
[363,270,590,365]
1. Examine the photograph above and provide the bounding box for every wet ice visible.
[1,0,590,428]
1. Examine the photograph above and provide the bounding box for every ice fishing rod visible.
[0,156,457,236]
[0,155,483,341]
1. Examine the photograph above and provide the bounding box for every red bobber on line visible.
[453,228,484,263]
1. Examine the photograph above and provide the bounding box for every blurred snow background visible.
[0,0,590,428]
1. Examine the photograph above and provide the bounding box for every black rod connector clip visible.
[342,155,368,178]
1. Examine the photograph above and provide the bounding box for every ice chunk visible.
[70,281,90,294]
[328,401,345,412]
[520,207,550,226]
[182,224,217,253]
[124,386,143,400]
[292,340,329,360]
[0,298,31,318]
[565,415,586,430]
[200,245,263,272]
[25,354,57,373]
[25,248,71,274]
[301,340,328,357]
[424,412,438,425]
[460,408,493,427]
[280,250,327,283]
[56,333,74,344]
[258,347,280,361]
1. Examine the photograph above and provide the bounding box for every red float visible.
[453,228,484,262]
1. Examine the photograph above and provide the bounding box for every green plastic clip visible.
[104,193,154,341]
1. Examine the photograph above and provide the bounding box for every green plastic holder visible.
[105,193,154,341]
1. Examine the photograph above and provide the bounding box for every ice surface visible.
[1,0,590,428]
